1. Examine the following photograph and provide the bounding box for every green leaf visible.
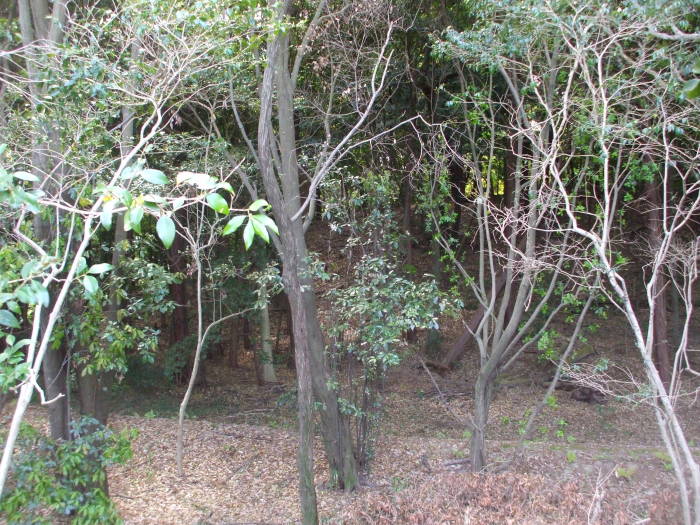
[252,213,279,235]
[217,182,235,194]
[29,280,49,307]
[156,215,176,249]
[0,310,20,329]
[17,189,40,213]
[250,215,269,243]
[143,194,165,204]
[128,206,144,233]
[120,164,140,180]
[248,199,270,212]
[693,58,700,75]
[206,193,230,215]
[21,261,38,279]
[684,78,700,99]
[113,188,133,208]
[176,171,217,189]
[222,215,246,236]
[14,286,34,304]
[0,144,6,156]
[141,169,168,185]
[12,171,39,182]
[88,263,113,275]
[82,275,99,295]
[243,219,254,250]
[100,210,113,229]
[76,257,88,274]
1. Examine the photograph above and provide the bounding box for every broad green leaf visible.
[120,164,140,180]
[176,171,217,190]
[14,286,34,304]
[222,215,246,236]
[141,169,168,185]
[76,257,88,274]
[143,194,165,204]
[13,171,39,182]
[21,261,38,279]
[100,210,113,229]
[156,215,176,249]
[684,78,700,99]
[29,280,49,307]
[217,182,235,194]
[206,193,230,215]
[113,188,132,208]
[17,189,40,213]
[243,219,254,250]
[248,199,270,212]
[250,215,270,243]
[252,214,279,235]
[143,201,160,213]
[128,206,144,233]
[0,310,20,329]
[88,263,113,275]
[82,275,99,295]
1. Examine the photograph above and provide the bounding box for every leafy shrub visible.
[0,417,136,525]
[163,326,221,385]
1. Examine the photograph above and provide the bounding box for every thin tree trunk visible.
[42,341,70,440]
[229,318,240,369]
[470,369,494,471]
[257,5,357,501]
[646,181,672,387]
[259,287,277,383]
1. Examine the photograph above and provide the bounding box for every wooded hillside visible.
[0,1,699,523]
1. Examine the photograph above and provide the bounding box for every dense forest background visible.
[1,0,699,523]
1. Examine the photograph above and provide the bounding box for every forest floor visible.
[7,223,700,524]
[15,306,700,524]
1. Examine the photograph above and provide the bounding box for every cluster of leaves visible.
[66,251,180,377]
[0,417,136,525]
[329,256,456,464]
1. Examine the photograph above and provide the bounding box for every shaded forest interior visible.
[1,1,700,524]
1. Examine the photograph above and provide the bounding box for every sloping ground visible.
[100,412,681,524]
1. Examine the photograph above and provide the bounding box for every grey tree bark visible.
[255,3,358,509]
[18,0,71,441]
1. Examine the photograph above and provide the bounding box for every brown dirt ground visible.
[5,223,700,524]
[12,308,698,525]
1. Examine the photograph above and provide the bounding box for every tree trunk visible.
[42,341,70,440]
[256,5,357,502]
[470,369,494,471]
[168,232,189,349]
[78,100,133,426]
[281,222,358,490]
[259,289,277,383]
[646,181,672,387]
[229,318,240,369]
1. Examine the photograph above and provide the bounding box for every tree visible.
[225,2,399,521]
[0,0,260,495]
[441,0,700,520]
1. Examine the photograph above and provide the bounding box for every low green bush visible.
[0,416,136,525]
